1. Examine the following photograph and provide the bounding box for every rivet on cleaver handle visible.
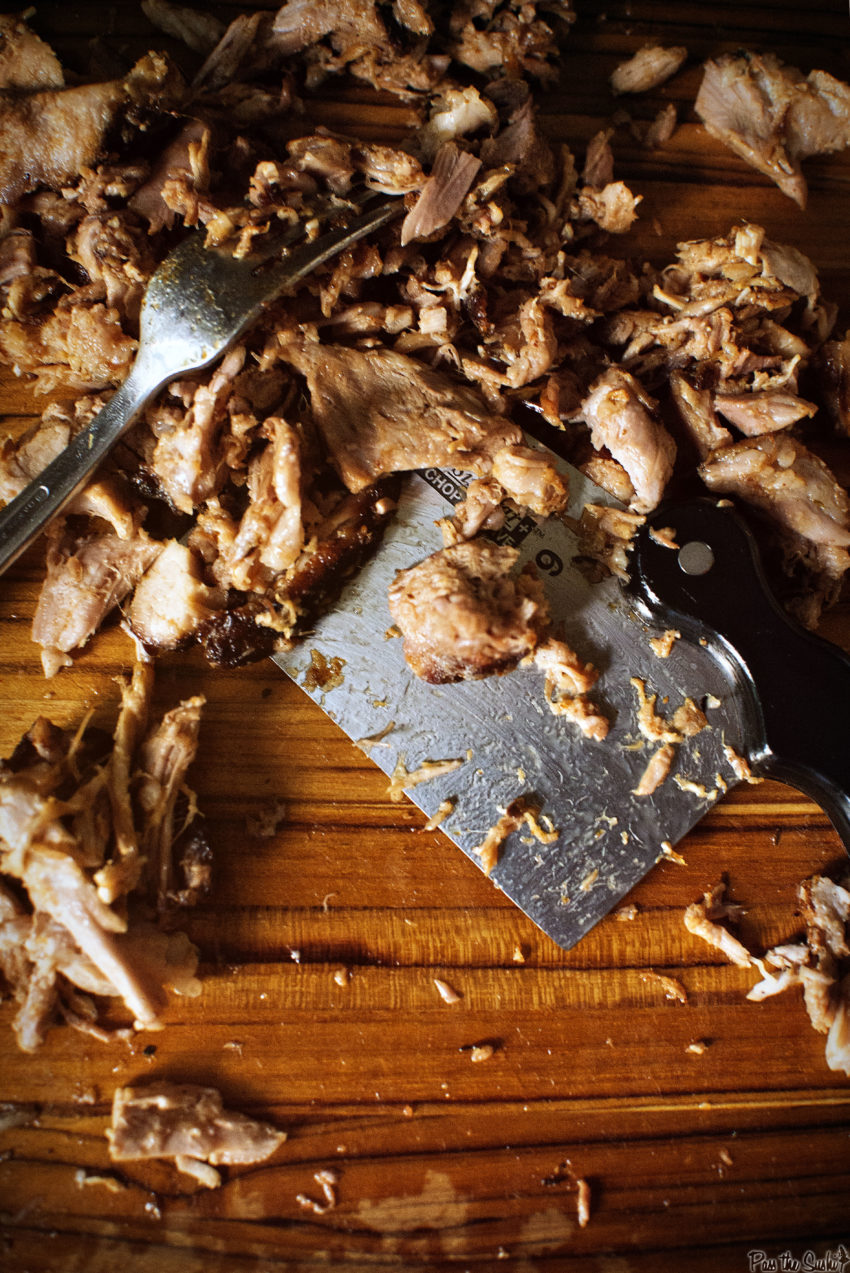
[629,497,850,852]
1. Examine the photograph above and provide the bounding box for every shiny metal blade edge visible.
[275,468,746,949]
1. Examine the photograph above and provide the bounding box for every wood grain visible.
[2,1,850,1268]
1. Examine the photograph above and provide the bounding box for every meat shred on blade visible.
[0,663,208,1052]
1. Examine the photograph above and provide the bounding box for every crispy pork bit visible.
[580,369,676,513]
[610,44,687,96]
[279,339,520,493]
[108,1083,286,1187]
[695,53,850,208]
[388,540,546,684]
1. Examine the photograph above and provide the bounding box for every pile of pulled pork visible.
[2,2,850,686]
[0,659,208,1051]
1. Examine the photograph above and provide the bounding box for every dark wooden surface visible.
[1,2,850,1268]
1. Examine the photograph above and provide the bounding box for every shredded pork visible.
[0,663,207,1052]
[0,8,845,678]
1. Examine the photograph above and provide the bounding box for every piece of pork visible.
[575,182,641,235]
[141,0,227,56]
[400,142,482,246]
[817,332,850,435]
[272,0,389,56]
[695,53,850,208]
[129,119,212,234]
[683,897,759,969]
[96,660,154,904]
[136,695,205,912]
[699,434,850,552]
[192,11,279,93]
[271,0,446,98]
[582,130,614,189]
[800,874,850,961]
[388,539,547,683]
[0,53,179,205]
[0,294,138,394]
[278,339,521,493]
[108,1083,286,1187]
[17,848,166,1029]
[490,444,568,517]
[127,541,224,653]
[0,415,74,505]
[610,44,687,95]
[713,390,818,436]
[418,86,498,163]
[446,0,568,81]
[149,346,246,514]
[669,371,732,460]
[533,637,608,740]
[67,212,157,321]
[32,525,163,677]
[825,978,850,1076]
[580,368,676,513]
[225,417,305,588]
[0,13,64,91]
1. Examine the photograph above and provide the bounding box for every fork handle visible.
[0,360,154,574]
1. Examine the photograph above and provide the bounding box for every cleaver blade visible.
[274,459,752,951]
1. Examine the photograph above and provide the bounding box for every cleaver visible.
[275,457,850,950]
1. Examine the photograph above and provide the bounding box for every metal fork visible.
[0,196,403,575]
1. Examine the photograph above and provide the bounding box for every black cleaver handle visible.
[627,497,850,853]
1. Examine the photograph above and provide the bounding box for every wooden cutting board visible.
[1,2,849,1268]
